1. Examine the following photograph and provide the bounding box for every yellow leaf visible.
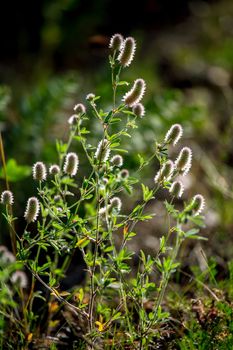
[49,320,60,328]
[95,321,105,332]
[27,333,33,342]
[75,237,88,247]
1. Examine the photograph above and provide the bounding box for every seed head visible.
[109,197,122,212]
[63,152,79,176]
[24,197,40,223]
[32,162,47,181]
[118,37,136,67]
[169,181,184,198]
[191,194,205,216]
[11,271,28,289]
[1,190,14,205]
[164,124,183,146]
[0,249,15,263]
[154,160,175,184]
[73,103,86,114]
[175,147,192,176]
[122,79,146,107]
[111,155,123,167]
[49,164,60,176]
[132,103,145,118]
[95,139,110,163]
[109,33,124,51]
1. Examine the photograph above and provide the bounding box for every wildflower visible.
[49,165,60,176]
[68,114,79,125]
[1,190,14,205]
[111,155,123,167]
[63,152,79,176]
[95,139,110,163]
[164,124,183,146]
[122,79,146,107]
[32,162,47,181]
[118,37,136,67]
[109,197,122,212]
[24,197,40,223]
[109,33,124,51]
[154,160,175,184]
[73,103,86,114]
[86,93,95,101]
[0,250,15,263]
[120,169,129,179]
[175,147,192,176]
[191,194,205,216]
[132,103,145,118]
[169,181,184,198]
[11,271,28,289]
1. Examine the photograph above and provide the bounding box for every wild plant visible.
[0,33,206,349]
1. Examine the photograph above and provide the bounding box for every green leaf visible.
[116,81,129,86]
[0,158,31,182]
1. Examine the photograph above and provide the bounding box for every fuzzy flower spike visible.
[118,37,136,67]
[109,33,124,51]
[32,162,47,181]
[63,152,79,176]
[24,197,40,223]
[122,79,146,107]
[1,190,14,205]
[164,124,183,146]
[169,181,184,198]
[132,103,145,118]
[175,147,192,176]
[191,194,205,216]
[154,160,175,184]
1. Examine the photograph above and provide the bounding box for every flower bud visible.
[169,181,184,198]
[1,190,14,205]
[132,103,145,118]
[32,162,47,181]
[95,139,110,163]
[86,93,95,101]
[109,33,124,51]
[73,103,86,114]
[111,155,123,167]
[122,79,146,107]
[49,165,60,176]
[68,114,79,125]
[118,37,136,67]
[164,124,183,146]
[109,197,122,212]
[191,194,205,216]
[11,271,28,289]
[120,169,129,179]
[175,147,192,176]
[63,152,79,176]
[54,195,61,203]
[154,160,175,184]
[24,197,40,223]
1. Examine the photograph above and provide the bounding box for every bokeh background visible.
[1,0,233,277]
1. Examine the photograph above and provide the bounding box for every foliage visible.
[0,34,207,349]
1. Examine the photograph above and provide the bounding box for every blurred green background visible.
[0,0,233,274]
